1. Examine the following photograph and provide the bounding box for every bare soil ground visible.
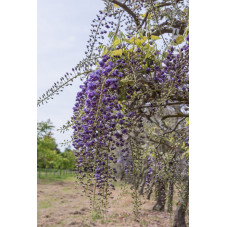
[37,177,186,227]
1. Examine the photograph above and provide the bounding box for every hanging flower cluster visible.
[72,54,137,211]
[72,36,189,213]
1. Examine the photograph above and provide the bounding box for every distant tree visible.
[62,146,75,169]
[37,120,59,168]
[37,119,54,137]
[52,154,63,169]
[37,122,75,169]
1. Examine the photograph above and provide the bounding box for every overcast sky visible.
[38,0,105,151]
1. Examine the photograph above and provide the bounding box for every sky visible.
[38,0,105,151]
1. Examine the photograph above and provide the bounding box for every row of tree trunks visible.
[151,176,188,227]
[117,147,188,227]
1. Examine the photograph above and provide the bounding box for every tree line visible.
[37,119,75,170]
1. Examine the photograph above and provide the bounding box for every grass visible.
[91,211,102,221]
[38,169,74,180]
[37,174,75,184]
[38,176,188,227]
[38,200,52,209]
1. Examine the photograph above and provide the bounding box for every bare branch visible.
[156,0,183,8]
[162,114,189,120]
[162,117,186,135]
[109,0,140,27]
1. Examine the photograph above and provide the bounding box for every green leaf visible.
[113,38,120,46]
[147,14,153,19]
[150,35,161,40]
[135,39,142,47]
[186,117,189,126]
[102,46,108,56]
[140,36,147,43]
[131,36,147,47]
[163,52,168,58]
[129,36,136,44]
[140,13,153,19]
[176,35,184,44]
[145,43,150,49]
[140,13,146,18]
[110,49,123,56]
[125,39,131,44]
[129,47,134,53]
[169,137,174,143]
[108,31,115,39]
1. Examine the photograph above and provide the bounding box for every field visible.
[37,175,188,227]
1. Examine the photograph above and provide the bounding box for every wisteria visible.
[72,33,189,218]
[72,54,132,211]
[39,0,189,225]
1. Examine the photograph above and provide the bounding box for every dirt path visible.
[38,178,179,227]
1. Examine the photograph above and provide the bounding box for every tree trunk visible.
[152,177,166,211]
[173,176,189,227]
[139,169,148,195]
[167,181,174,213]
[146,185,153,200]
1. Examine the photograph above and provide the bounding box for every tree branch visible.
[162,117,186,135]
[134,102,189,110]
[109,0,140,27]
[137,10,151,30]
[162,114,189,120]
[156,0,183,8]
